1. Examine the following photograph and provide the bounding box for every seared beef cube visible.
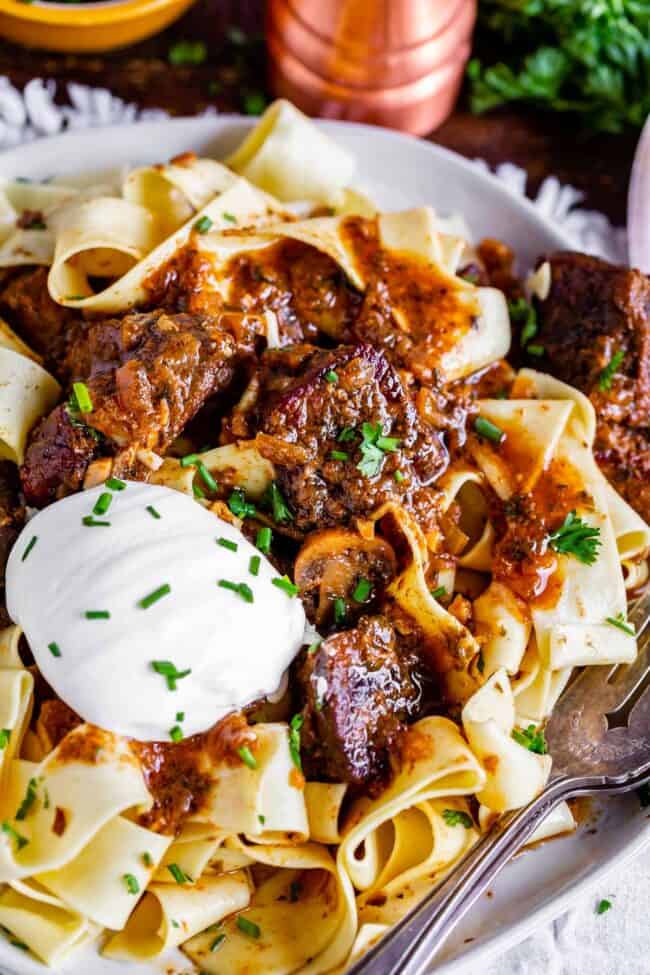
[0,461,24,617]
[21,309,260,506]
[258,342,447,532]
[0,267,83,377]
[297,615,421,793]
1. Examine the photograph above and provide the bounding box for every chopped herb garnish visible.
[249,555,261,576]
[333,596,346,624]
[146,505,161,519]
[217,537,238,552]
[169,725,183,742]
[123,873,140,895]
[138,583,171,610]
[337,426,356,443]
[210,933,227,952]
[288,713,303,772]
[508,297,538,348]
[194,215,213,233]
[442,808,474,828]
[258,814,266,825]
[228,488,256,520]
[15,777,38,820]
[394,470,405,483]
[72,381,93,413]
[236,915,261,938]
[142,852,153,868]
[596,898,612,915]
[21,535,37,561]
[474,416,504,444]
[48,642,61,658]
[82,516,111,527]
[193,483,205,500]
[430,586,447,600]
[237,745,258,769]
[256,526,272,553]
[1,820,28,850]
[0,729,10,749]
[605,612,635,637]
[548,511,601,565]
[526,344,545,357]
[8,937,28,951]
[222,212,237,224]
[176,711,185,722]
[330,450,349,461]
[169,39,207,66]
[151,660,191,691]
[93,492,112,516]
[106,477,126,491]
[512,724,548,755]
[167,862,190,884]
[180,453,200,468]
[272,576,299,597]
[263,481,293,524]
[196,462,217,492]
[85,610,110,619]
[598,349,624,392]
[218,579,254,603]
[243,92,266,116]
[352,577,371,603]
[307,640,322,654]
[357,422,400,478]
[325,369,338,383]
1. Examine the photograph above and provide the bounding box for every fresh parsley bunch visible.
[467,0,650,132]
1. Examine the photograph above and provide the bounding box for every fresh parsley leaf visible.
[548,511,601,565]
[357,422,400,478]
[512,724,548,755]
[442,808,474,828]
[598,349,625,392]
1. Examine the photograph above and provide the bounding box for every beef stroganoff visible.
[0,98,647,972]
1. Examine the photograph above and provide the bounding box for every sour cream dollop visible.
[6,482,306,741]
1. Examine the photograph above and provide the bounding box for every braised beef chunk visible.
[297,615,421,793]
[533,252,650,521]
[22,309,260,507]
[0,267,82,376]
[258,342,448,532]
[0,461,24,622]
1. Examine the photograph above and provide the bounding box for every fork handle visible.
[347,776,579,975]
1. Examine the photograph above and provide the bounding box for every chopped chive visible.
[142,852,153,868]
[139,584,171,609]
[167,862,190,884]
[48,642,61,658]
[474,416,504,444]
[194,215,213,234]
[93,492,113,516]
[180,453,200,468]
[512,724,548,754]
[193,483,205,500]
[325,369,338,383]
[333,596,346,624]
[526,344,545,356]
[272,576,299,597]
[263,481,293,524]
[307,640,322,654]
[176,711,185,722]
[169,725,183,742]
[605,612,635,637]
[217,537,238,552]
[258,814,266,824]
[337,426,356,443]
[228,488,256,519]
[210,932,227,952]
[442,808,474,828]
[598,349,624,392]
[197,462,218,493]
[15,777,38,820]
[352,577,372,603]
[1,820,28,850]
[106,477,126,491]
[330,450,349,461]
[431,585,447,600]
[21,536,37,561]
[146,505,161,519]
[222,212,237,224]
[596,898,612,915]
[82,516,111,527]
[288,713,303,772]
[394,470,405,483]
[236,916,261,939]
[85,610,110,619]
[237,745,258,769]
[72,381,93,413]
[171,919,180,928]
[249,555,261,576]
[123,873,140,895]
[256,526,272,553]
[0,729,10,749]
[151,660,192,691]
[218,579,254,603]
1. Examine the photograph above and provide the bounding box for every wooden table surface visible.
[0,0,637,226]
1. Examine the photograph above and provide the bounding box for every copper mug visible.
[266,0,476,135]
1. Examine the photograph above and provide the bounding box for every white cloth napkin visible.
[0,75,644,975]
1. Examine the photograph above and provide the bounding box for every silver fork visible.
[347,587,650,975]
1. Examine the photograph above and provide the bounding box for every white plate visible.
[0,116,647,975]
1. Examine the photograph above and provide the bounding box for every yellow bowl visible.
[0,0,197,53]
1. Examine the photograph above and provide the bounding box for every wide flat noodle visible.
[0,348,60,464]
[0,880,96,965]
[0,626,33,786]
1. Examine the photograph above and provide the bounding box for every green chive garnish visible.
[394,470,405,483]
[21,536,37,561]
[169,725,183,742]
[93,492,112,516]
[72,381,93,413]
[442,808,474,828]
[249,555,261,576]
[138,584,171,609]
[176,711,184,722]
[258,814,266,824]
[180,453,200,468]
[48,642,61,657]
[167,863,190,884]
[106,477,126,491]
[272,576,299,597]
[236,916,261,939]
[0,729,10,750]
[218,537,238,552]
[85,610,110,619]
[123,873,140,895]
[431,586,447,599]
[605,612,635,637]
[15,778,38,820]
[194,215,213,234]
[256,526,272,553]
[151,660,191,690]
[228,488,257,519]
[222,212,237,224]
[142,852,153,868]
[474,416,504,444]
[82,516,111,527]
[596,898,612,915]
[325,370,338,383]
[218,580,254,603]
[210,932,227,952]
[526,344,545,356]
[237,745,258,769]
[330,450,348,461]
[288,713,303,772]
[193,483,205,500]
[1,820,28,850]
[307,640,322,654]
[197,462,217,492]
[334,597,346,624]
[146,505,161,519]
[352,578,371,603]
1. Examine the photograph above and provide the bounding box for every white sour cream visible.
[6,482,306,741]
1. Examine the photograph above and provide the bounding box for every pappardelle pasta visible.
[0,99,647,973]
